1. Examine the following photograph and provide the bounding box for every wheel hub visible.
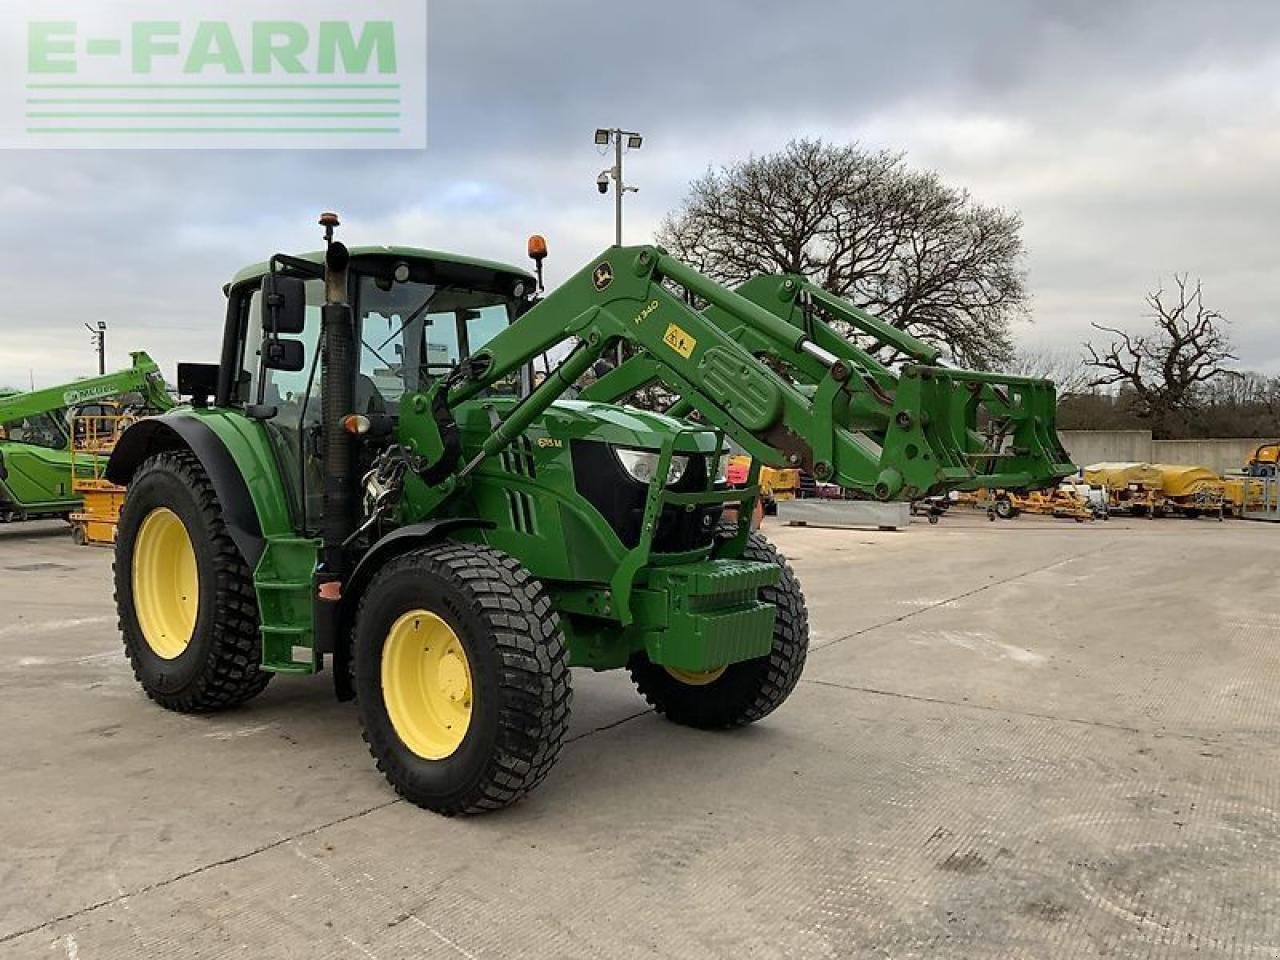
[382,610,473,760]
[437,652,469,703]
[131,507,198,660]
[664,664,727,686]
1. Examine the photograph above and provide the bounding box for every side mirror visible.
[263,338,306,372]
[262,274,307,335]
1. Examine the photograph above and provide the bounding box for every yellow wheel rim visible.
[132,507,199,660]
[665,665,727,686]
[381,610,473,760]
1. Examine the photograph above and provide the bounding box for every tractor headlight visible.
[614,447,689,486]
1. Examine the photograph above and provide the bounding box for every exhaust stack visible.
[318,212,356,580]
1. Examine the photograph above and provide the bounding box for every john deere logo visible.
[592,261,614,291]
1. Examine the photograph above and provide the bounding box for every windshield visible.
[357,277,516,414]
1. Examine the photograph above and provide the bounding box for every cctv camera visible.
[597,170,610,194]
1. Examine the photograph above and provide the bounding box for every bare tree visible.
[1008,347,1091,397]
[657,139,1027,369]
[1084,275,1235,434]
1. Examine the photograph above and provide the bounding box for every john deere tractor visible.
[107,214,1071,815]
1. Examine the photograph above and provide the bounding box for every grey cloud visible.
[1,0,1278,386]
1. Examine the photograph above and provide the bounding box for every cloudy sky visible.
[1,0,1278,388]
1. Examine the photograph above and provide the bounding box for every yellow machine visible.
[726,454,801,512]
[1245,441,1280,477]
[952,485,1096,522]
[1223,475,1265,512]
[762,465,801,502]
[1012,487,1095,522]
[1082,462,1168,517]
[1149,463,1227,518]
[68,412,131,545]
[1083,461,1231,518]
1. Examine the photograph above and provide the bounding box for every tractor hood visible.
[455,398,720,454]
[534,399,720,454]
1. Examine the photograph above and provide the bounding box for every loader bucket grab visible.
[706,273,1075,493]
[888,364,1075,492]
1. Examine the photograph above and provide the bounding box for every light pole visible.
[85,321,106,374]
[594,127,643,246]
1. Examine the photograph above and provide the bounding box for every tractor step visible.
[253,536,320,673]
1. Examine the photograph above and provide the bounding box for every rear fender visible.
[106,412,293,568]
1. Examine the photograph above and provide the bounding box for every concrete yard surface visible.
[1,513,1278,959]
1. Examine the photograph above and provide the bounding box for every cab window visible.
[0,412,66,449]
[356,278,518,413]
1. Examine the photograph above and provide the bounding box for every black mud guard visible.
[105,417,265,568]
[331,518,494,701]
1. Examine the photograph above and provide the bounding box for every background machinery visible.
[106,216,1071,815]
[1245,441,1279,477]
[68,410,136,545]
[725,454,800,516]
[0,353,170,524]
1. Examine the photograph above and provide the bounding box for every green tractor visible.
[106,215,1071,815]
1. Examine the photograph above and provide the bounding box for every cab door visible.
[0,412,76,511]
[241,278,326,534]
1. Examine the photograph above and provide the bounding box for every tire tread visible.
[357,542,571,814]
[115,449,270,712]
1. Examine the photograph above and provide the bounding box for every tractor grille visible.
[569,439,722,553]
[500,436,538,478]
[504,489,536,535]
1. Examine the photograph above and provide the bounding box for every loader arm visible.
[584,272,1074,493]
[407,245,1070,510]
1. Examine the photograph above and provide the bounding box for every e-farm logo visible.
[0,1,426,149]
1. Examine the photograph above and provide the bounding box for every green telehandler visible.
[106,215,1071,815]
[0,352,171,523]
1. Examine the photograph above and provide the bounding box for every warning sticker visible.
[663,323,697,359]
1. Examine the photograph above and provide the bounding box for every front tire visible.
[354,543,572,815]
[627,530,809,729]
[114,450,271,712]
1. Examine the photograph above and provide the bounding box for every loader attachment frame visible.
[486,251,1076,500]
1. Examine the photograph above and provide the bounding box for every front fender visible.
[331,518,494,700]
[107,411,295,567]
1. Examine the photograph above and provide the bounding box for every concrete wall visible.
[1057,430,1274,475]
[1150,439,1271,475]
[1058,430,1152,467]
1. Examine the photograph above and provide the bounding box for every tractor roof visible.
[228,245,534,290]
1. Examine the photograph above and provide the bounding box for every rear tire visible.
[114,450,271,712]
[627,530,809,729]
[354,543,572,815]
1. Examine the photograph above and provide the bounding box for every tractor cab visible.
[215,247,538,531]
[222,247,536,415]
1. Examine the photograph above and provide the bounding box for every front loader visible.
[107,215,1070,815]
